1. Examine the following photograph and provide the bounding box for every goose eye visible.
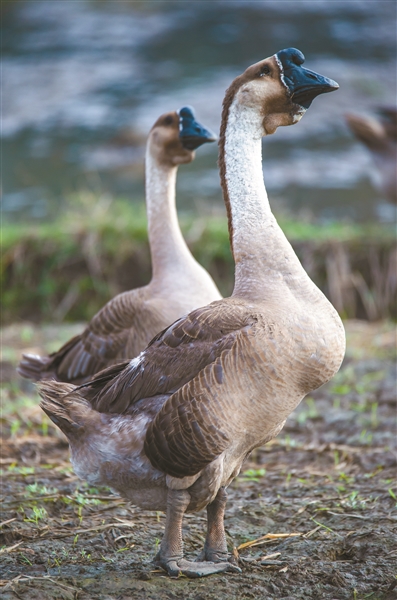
[163,116,173,126]
[259,65,271,77]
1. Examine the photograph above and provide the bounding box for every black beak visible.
[276,48,339,109]
[178,106,217,150]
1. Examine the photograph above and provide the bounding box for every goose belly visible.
[69,411,169,511]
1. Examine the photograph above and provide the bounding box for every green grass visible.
[2,191,396,323]
[2,192,393,249]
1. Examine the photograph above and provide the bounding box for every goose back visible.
[18,108,221,384]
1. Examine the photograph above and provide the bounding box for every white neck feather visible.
[224,99,272,237]
[223,97,312,300]
[144,148,222,308]
[145,149,197,280]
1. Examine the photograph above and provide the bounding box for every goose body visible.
[39,48,345,578]
[345,108,397,204]
[18,108,221,383]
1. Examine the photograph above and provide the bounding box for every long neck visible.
[145,149,197,281]
[220,97,312,301]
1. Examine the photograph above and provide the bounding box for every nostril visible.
[307,73,317,81]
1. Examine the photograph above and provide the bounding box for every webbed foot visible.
[195,548,239,566]
[156,488,241,578]
[156,556,241,578]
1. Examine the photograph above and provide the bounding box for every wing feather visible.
[82,300,255,414]
[144,329,256,478]
[19,288,168,384]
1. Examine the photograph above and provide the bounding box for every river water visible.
[2,0,396,223]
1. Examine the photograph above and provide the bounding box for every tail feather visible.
[17,353,55,382]
[37,380,87,437]
[17,334,87,383]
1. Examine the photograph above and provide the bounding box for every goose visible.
[345,107,397,204]
[18,107,221,384]
[38,48,345,578]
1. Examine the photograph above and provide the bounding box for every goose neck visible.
[145,150,193,280]
[220,98,307,300]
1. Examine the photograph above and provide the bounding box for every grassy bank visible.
[2,193,396,323]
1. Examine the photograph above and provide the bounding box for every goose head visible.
[148,107,216,166]
[226,47,339,135]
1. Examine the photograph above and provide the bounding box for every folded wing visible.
[79,299,256,414]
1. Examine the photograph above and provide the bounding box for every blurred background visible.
[2,0,396,223]
[1,0,396,324]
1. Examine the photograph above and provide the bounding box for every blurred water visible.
[2,0,396,223]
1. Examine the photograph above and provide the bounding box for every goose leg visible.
[197,487,237,564]
[155,488,240,578]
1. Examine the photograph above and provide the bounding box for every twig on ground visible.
[0,575,80,594]
[327,511,370,520]
[303,525,322,538]
[0,517,17,527]
[237,532,302,551]
[47,520,136,539]
[2,493,63,505]
[0,542,24,554]
[260,552,282,560]
[310,518,343,537]
[327,511,397,521]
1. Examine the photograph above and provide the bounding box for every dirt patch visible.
[1,321,396,599]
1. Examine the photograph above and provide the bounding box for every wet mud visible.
[1,321,396,599]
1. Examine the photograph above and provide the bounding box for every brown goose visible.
[345,107,397,204]
[38,48,345,578]
[18,107,221,383]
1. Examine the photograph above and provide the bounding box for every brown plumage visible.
[38,48,345,578]
[345,107,397,204]
[18,109,221,383]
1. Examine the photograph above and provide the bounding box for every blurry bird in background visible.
[345,107,397,205]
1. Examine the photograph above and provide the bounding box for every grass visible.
[2,191,397,323]
[238,468,267,483]
[2,191,394,248]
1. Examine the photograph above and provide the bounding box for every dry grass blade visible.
[260,552,281,560]
[0,542,23,554]
[237,532,302,551]
[113,533,135,543]
[326,511,370,520]
[3,493,63,505]
[1,575,80,595]
[232,546,239,561]
[0,517,17,527]
[303,525,322,538]
[49,520,136,539]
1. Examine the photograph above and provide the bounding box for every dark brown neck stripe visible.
[218,71,252,258]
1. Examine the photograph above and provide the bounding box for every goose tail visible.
[37,380,89,439]
[17,353,55,382]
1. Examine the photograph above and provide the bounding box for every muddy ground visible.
[1,320,396,600]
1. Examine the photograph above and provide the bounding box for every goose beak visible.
[178,106,217,150]
[276,47,339,109]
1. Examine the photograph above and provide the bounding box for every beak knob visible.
[276,47,339,108]
[178,106,217,150]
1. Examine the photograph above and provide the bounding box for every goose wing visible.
[20,288,163,383]
[144,325,259,478]
[79,299,256,415]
